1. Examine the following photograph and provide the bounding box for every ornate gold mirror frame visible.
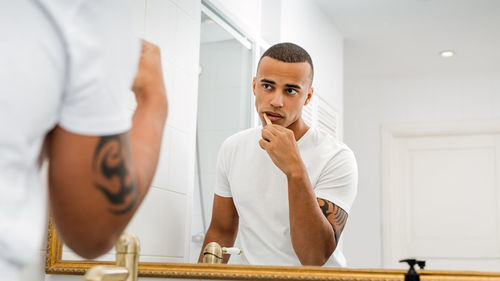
[45,220,500,281]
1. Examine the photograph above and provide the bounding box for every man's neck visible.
[287,118,310,141]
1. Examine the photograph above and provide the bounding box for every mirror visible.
[189,10,254,264]
[45,0,500,279]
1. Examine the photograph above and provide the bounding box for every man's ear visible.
[304,87,314,105]
[252,77,256,96]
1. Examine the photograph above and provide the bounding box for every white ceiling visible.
[314,0,500,77]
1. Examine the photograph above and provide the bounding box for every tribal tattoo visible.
[317,198,348,244]
[93,135,138,215]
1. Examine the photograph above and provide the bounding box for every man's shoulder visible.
[309,127,351,151]
[305,128,356,166]
[222,127,260,148]
[217,127,261,165]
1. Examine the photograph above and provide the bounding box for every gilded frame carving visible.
[46,220,500,281]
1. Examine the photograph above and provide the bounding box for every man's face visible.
[253,56,313,129]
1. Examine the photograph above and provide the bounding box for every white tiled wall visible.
[129,187,188,260]
[134,0,200,264]
[129,0,201,264]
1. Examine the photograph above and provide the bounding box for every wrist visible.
[286,163,307,181]
[136,85,167,108]
[133,87,168,125]
[134,81,166,101]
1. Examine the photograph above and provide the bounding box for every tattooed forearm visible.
[93,135,138,215]
[317,198,348,244]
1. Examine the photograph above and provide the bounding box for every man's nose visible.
[270,92,283,108]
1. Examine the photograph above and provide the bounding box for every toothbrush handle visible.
[222,247,242,255]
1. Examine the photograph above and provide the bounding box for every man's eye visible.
[263,84,272,90]
[286,88,297,95]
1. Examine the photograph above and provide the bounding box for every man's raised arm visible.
[47,40,168,259]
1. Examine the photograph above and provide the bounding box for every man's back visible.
[0,1,165,280]
[0,0,68,274]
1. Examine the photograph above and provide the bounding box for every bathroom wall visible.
[117,0,201,266]
[343,69,500,268]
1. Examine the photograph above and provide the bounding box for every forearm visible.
[287,166,336,266]
[92,79,168,253]
[129,38,168,199]
[130,87,167,199]
[197,226,238,263]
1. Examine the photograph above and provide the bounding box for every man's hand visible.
[132,40,166,101]
[258,114,305,177]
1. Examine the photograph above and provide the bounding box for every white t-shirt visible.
[214,126,358,267]
[0,0,140,279]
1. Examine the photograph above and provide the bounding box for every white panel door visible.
[383,126,500,271]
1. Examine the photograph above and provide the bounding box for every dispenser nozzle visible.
[399,258,425,281]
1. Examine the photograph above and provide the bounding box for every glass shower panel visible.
[190,11,253,263]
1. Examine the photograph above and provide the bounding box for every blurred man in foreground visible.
[0,1,168,279]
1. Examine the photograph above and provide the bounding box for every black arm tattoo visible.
[93,135,138,215]
[317,198,348,244]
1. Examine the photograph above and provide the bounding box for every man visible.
[0,1,167,279]
[198,43,357,266]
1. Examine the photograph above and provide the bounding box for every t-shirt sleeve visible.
[314,148,358,214]
[214,140,232,198]
[58,2,140,136]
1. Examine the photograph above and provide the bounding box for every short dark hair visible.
[258,42,314,83]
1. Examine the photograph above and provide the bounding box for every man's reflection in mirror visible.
[198,43,357,266]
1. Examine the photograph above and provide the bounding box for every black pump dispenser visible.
[399,259,426,281]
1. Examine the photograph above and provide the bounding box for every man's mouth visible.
[264,111,284,121]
